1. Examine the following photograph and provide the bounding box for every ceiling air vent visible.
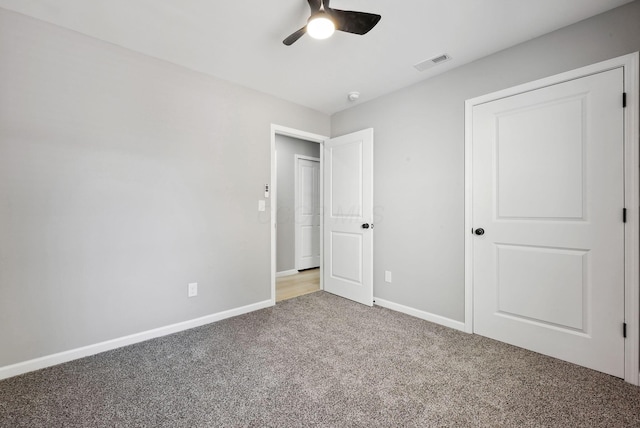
[414,54,452,72]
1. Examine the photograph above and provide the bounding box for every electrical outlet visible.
[384,271,392,283]
[188,282,198,297]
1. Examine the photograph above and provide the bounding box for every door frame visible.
[270,124,328,305]
[294,154,321,271]
[464,52,639,385]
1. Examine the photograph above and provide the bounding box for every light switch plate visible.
[258,200,266,211]
[384,271,392,283]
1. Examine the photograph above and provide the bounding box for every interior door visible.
[323,129,374,306]
[295,156,320,270]
[472,68,625,377]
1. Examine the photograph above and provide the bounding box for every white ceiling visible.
[0,0,633,114]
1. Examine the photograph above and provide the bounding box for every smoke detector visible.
[413,53,452,72]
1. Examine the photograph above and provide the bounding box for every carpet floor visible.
[1,291,640,427]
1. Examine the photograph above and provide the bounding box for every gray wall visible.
[331,1,640,322]
[275,135,320,273]
[0,8,329,367]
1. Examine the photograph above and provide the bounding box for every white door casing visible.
[465,53,639,384]
[295,156,320,270]
[323,129,374,306]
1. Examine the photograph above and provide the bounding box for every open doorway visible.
[270,125,328,304]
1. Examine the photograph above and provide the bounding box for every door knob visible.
[474,228,485,236]
[362,223,370,229]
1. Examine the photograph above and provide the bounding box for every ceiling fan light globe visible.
[307,15,335,40]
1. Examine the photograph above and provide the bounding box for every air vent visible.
[413,54,452,72]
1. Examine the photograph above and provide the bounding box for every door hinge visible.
[623,323,627,338]
[623,208,627,223]
[623,92,627,108]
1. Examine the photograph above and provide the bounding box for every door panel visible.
[330,232,363,284]
[472,68,624,377]
[496,97,585,219]
[295,157,320,270]
[496,244,587,331]
[324,129,373,306]
[330,142,363,218]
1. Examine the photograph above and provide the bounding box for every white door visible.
[323,129,374,306]
[472,68,625,377]
[295,156,320,270]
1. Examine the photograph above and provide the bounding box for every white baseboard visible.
[0,299,273,381]
[276,269,298,277]
[374,297,466,332]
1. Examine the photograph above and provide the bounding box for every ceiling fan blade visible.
[326,8,381,35]
[283,26,307,46]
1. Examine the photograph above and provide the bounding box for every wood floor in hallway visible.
[276,268,320,302]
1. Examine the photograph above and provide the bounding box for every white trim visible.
[271,124,328,305]
[294,154,321,162]
[0,299,273,381]
[319,144,325,292]
[464,88,475,334]
[374,298,466,332]
[294,154,320,271]
[622,52,639,386]
[467,54,637,106]
[272,125,328,144]
[464,52,640,385]
[276,269,298,278]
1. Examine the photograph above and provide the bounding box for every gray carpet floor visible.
[1,291,640,427]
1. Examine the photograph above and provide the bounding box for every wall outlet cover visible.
[384,271,392,283]
[188,282,198,297]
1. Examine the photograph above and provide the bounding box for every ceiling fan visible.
[283,0,381,46]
